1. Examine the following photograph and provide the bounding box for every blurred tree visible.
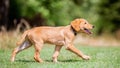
[98,0,120,35]
[9,0,46,29]
[0,0,9,30]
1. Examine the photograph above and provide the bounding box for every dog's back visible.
[25,25,72,45]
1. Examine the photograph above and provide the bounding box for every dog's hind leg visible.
[33,42,44,63]
[10,40,31,62]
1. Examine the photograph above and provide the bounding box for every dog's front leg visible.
[66,44,90,60]
[52,45,62,63]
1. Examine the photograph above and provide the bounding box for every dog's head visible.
[71,18,94,34]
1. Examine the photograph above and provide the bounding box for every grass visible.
[0,45,120,68]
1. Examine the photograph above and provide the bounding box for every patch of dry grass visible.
[74,34,120,46]
[0,31,21,50]
[0,19,30,50]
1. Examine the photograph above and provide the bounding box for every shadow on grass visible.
[60,59,82,62]
[16,60,35,63]
[16,59,84,63]
[45,59,83,63]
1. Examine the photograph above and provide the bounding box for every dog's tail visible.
[16,30,29,46]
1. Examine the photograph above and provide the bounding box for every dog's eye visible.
[85,22,87,24]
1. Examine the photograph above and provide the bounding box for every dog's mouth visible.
[83,28,92,34]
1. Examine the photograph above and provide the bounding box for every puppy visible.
[10,18,94,63]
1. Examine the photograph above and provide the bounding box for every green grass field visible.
[0,45,120,68]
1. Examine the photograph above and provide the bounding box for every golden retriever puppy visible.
[10,18,94,63]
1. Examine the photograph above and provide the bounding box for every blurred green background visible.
[0,0,120,37]
[0,1,120,67]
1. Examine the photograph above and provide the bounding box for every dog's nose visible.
[92,26,95,28]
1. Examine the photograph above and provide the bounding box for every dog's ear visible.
[71,19,81,31]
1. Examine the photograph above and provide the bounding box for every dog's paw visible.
[82,55,91,60]
[53,58,58,63]
[10,57,15,62]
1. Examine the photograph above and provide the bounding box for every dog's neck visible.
[71,26,77,36]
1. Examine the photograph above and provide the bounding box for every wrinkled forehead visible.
[80,19,88,23]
